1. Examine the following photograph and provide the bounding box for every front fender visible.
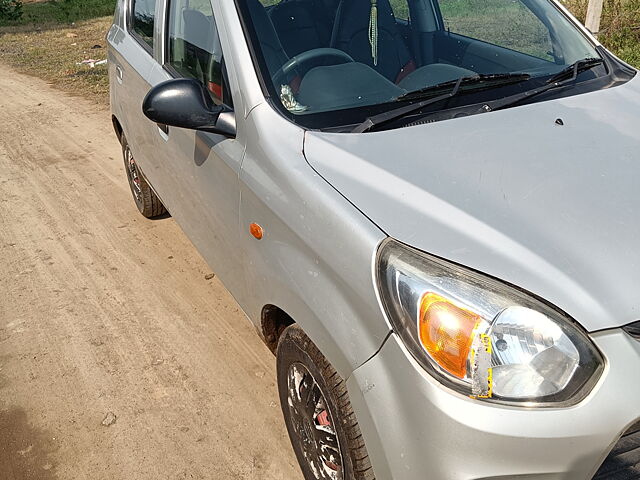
[238,105,390,377]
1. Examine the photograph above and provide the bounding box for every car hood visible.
[304,78,640,332]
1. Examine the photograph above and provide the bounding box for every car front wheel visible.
[276,325,375,480]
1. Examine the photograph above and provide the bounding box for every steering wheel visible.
[272,48,355,86]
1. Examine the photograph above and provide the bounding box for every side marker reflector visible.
[250,223,264,240]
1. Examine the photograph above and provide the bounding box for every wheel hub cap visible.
[287,363,343,480]
[125,147,142,203]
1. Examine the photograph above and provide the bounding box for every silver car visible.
[108,0,640,478]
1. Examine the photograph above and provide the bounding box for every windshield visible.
[239,0,603,126]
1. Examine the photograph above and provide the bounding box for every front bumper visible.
[346,329,640,480]
[593,420,640,478]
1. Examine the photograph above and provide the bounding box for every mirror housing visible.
[142,78,235,137]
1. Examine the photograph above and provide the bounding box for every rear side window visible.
[167,0,229,105]
[438,0,553,61]
[132,0,157,49]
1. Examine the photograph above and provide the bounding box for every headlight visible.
[377,239,604,406]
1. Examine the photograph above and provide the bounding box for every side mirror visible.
[142,78,235,137]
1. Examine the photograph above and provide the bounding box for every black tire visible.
[276,324,375,480]
[121,135,167,218]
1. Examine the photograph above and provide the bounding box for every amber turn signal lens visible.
[418,292,481,379]
[250,223,264,240]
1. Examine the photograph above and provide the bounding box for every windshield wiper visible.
[476,57,604,113]
[352,73,530,133]
[545,57,603,84]
[396,73,531,101]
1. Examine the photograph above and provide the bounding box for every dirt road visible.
[0,63,300,480]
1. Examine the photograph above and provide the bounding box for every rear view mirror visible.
[143,78,235,137]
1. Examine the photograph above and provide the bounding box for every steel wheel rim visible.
[125,146,142,203]
[287,362,344,480]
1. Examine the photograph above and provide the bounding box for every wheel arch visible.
[261,304,296,354]
[112,114,124,144]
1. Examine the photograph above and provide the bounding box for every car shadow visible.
[149,212,172,221]
[193,131,226,167]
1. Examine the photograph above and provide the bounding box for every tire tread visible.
[278,325,376,480]
[121,135,167,219]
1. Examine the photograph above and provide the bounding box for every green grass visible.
[0,15,113,102]
[388,0,640,67]
[2,0,639,69]
[0,0,116,26]
[437,0,554,60]
[0,0,115,102]
[564,0,640,67]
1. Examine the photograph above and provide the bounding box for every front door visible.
[149,0,246,300]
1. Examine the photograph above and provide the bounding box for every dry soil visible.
[0,62,300,480]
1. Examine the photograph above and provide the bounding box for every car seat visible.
[268,0,334,57]
[330,0,415,83]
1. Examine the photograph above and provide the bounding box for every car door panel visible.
[148,0,246,302]
[108,31,157,169]
[127,62,180,200]
[149,106,246,300]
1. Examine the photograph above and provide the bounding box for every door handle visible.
[115,65,124,83]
